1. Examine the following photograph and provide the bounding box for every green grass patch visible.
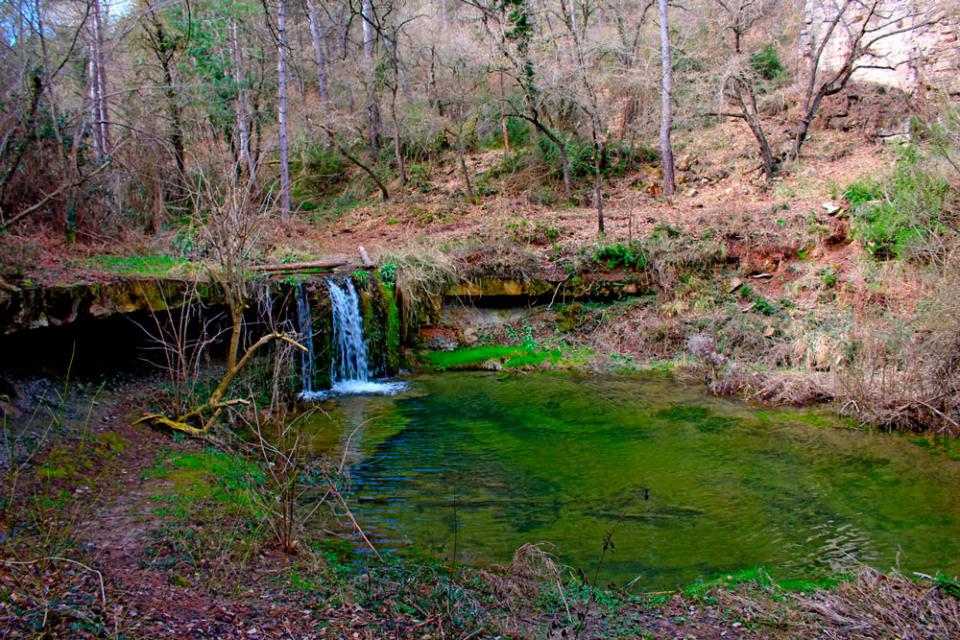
[37,431,128,483]
[424,345,564,370]
[909,435,960,460]
[934,572,960,598]
[146,448,264,519]
[682,566,849,602]
[751,407,854,430]
[88,255,193,277]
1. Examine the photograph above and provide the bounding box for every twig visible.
[327,479,382,560]
[0,155,115,232]
[5,556,107,608]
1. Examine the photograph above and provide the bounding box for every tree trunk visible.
[91,0,110,155]
[429,46,442,116]
[362,0,381,151]
[231,20,256,182]
[88,41,104,161]
[593,146,604,234]
[391,85,406,185]
[305,0,330,104]
[657,0,675,196]
[455,119,475,203]
[319,124,390,201]
[277,0,292,218]
[148,13,186,197]
[557,136,573,201]
[0,72,42,215]
[733,80,776,180]
[498,70,510,152]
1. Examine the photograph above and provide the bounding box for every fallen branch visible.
[136,332,306,435]
[249,259,348,273]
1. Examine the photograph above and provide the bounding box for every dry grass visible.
[704,567,960,640]
[839,255,960,434]
[795,568,960,639]
[381,244,458,333]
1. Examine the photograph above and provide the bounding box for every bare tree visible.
[305,0,331,104]
[713,0,779,180]
[560,0,605,232]
[714,0,940,179]
[658,0,675,195]
[790,0,939,162]
[362,0,383,150]
[89,0,110,159]
[277,0,292,218]
[468,0,574,200]
[232,19,257,182]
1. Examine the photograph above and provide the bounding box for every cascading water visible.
[298,277,406,399]
[295,282,315,395]
[328,278,370,384]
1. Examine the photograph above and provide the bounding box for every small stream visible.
[305,372,960,591]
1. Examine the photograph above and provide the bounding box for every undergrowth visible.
[845,145,954,261]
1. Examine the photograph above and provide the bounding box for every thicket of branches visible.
[0,0,950,239]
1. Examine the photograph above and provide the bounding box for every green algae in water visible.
[424,345,563,370]
[307,372,960,591]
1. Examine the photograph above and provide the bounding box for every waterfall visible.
[328,278,370,384]
[295,282,315,395]
[298,277,406,400]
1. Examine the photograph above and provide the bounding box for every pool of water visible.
[306,372,960,591]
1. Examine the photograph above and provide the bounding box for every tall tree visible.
[305,0,330,104]
[361,0,382,150]
[90,0,110,158]
[276,0,292,217]
[562,0,605,232]
[142,3,187,196]
[657,0,675,195]
[789,0,937,162]
[472,0,573,200]
[231,19,257,181]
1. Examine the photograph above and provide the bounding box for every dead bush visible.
[795,568,960,639]
[452,237,541,281]
[381,244,458,335]
[839,257,960,434]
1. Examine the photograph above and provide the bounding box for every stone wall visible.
[800,0,960,94]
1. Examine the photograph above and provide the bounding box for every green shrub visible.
[295,143,346,194]
[845,146,952,260]
[750,44,787,82]
[379,262,397,287]
[408,162,432,192]
[537,135,594,179]
[593,242,647,270]
[481,116,531,149]
[738,284,779,316]
[604,142,658,177]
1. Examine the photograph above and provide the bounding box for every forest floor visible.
[3,380,959,639]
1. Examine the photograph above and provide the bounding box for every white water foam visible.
[297,380,408,401]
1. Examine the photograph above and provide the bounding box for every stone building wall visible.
[800,0,960,94]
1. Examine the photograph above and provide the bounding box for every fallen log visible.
[249,259,349,273]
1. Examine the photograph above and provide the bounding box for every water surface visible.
[307,372,960,590]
